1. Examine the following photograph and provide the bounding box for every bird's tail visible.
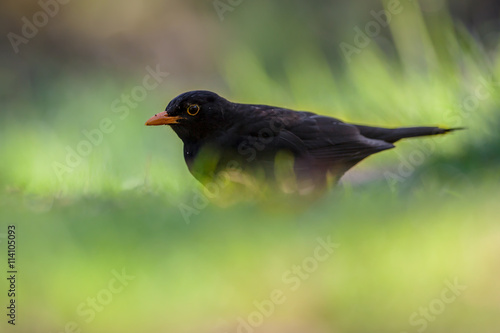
[354,125,465,143]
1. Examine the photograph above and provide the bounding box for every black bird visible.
[146,90,461,193]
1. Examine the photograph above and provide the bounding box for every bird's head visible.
[145,90,232,141]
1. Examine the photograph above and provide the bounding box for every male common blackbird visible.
[146,90,460,192]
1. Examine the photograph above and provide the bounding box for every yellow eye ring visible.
[187,104,200,116]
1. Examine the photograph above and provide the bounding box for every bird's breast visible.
[183,144,200,170]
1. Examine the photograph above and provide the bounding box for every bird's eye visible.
[187,104,200,116]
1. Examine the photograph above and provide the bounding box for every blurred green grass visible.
[1,3,500,333]
[2,181,499,332]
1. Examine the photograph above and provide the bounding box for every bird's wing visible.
[217,106,394,176]
[273,113,394,178]
[287,114,395,161]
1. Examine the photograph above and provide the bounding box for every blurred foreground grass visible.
[1,4,500,333]
[1,181,499,333]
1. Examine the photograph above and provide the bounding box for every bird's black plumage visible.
[145,90,461,192]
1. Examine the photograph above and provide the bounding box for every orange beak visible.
[145,111,182,126]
